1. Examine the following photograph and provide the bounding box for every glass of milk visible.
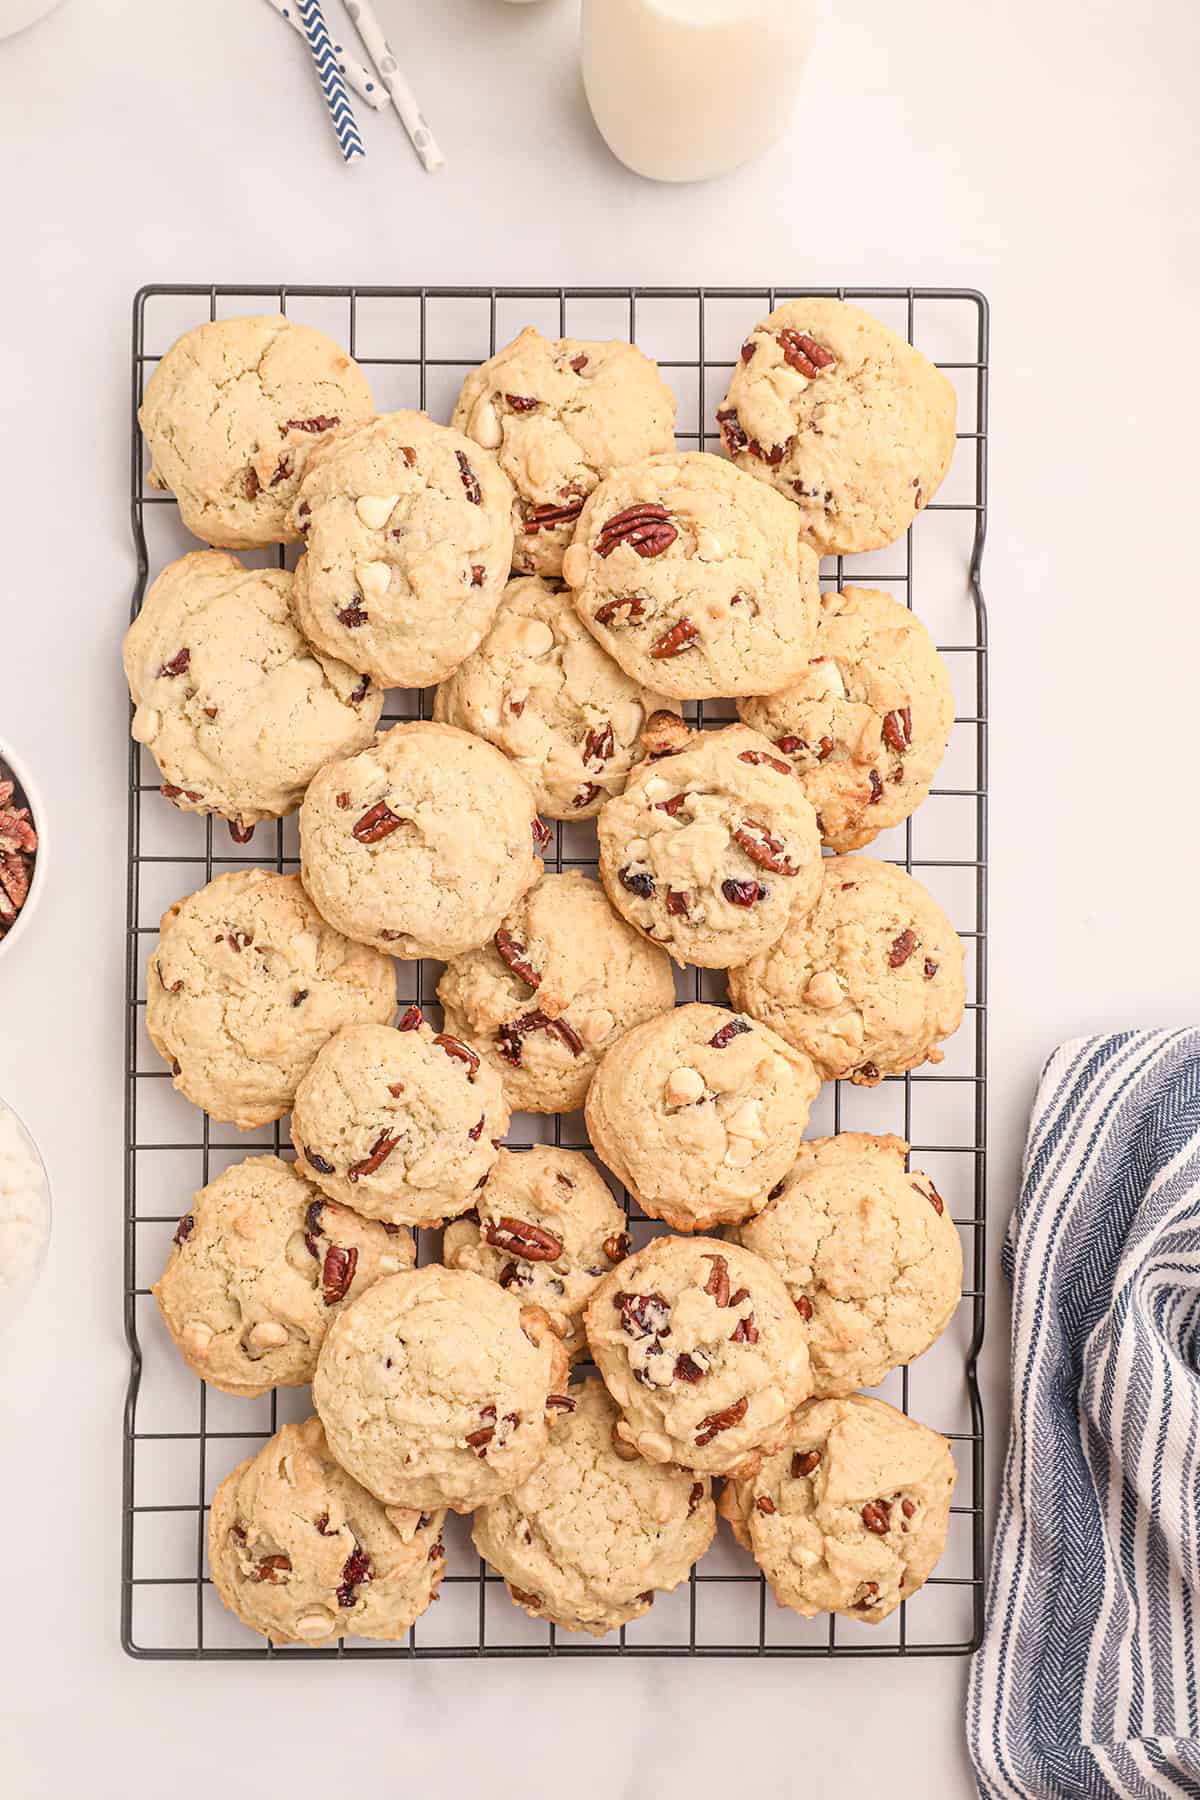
[581,0,820,183]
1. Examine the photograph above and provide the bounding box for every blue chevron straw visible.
[296,0,366,164]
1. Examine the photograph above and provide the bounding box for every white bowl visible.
[0,1096,51,1334]
[0,737,47,963]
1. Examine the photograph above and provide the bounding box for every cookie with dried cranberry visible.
[299,721,544,962]
[584,1003,820,1233]
[433,574,681,820]
[452,326,677,579]
[124,550,383,840]
[727,855,965,1085]
[738,586,955,854]
[312,1264,571,1513]
[596,718,822,968]
[138,314,374,549]
[562,451,820,700]
[584,1235,811,1476]
[289,410,514,689]
[472,1377,716,1637]
[716,299,956,557]
[153,1154,413,1397]
[443,1146,629,1361]
[145,869,396,1131]
[716,1394,955,1622]
[209,1415,446,1645]
[436,871,676,1115]
[290,1017,508,1230]
[727,1134,962,1396]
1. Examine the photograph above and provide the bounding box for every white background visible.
[1,1,1197,1795]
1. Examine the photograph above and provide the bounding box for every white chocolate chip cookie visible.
[437,871,676,1115]
[290,1017,508,1230]
[472,1378,716,1637]
[139,315,374,548]
[727,855,966,1085]
[563,451,820,700]
[145,870,396,1130]
[597,718,822,968]
[716,299,957,556]
[717,1394,955,1622]
[585,1236,811,1476]
[433,574,680,820]
[452,327,676,578]
[289,411,515,689]
[312,1265,570,1513]
[727,1134,962,1396]
[299,721,544,961]
[124,551,383,837]
[208,1416,446,1645]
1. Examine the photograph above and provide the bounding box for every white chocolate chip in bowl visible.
[561,544,590,589]
[355,493,399,530]
[665,1066,705,1107]
[355,560,391,600]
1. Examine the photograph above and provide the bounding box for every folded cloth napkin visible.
[969,1030,1200,1798]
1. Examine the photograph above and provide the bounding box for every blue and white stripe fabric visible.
[969,1030,1200,1798]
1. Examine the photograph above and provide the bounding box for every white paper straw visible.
[344,0,445,173]
[263,0,388,111]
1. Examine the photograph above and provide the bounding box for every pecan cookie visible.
[472,1378,716,1637]
[290,1017,509,1230]
[716,299,957,557]
[562,451,820,700]
[738,586,955,853]
[312,1265,570,1513]
[124,551,382,839]
[727,1134,962,1396]
[596,718,822,968]
[443,1146,629,1361]
[433,574,680,821]
[209,1416,446,1645]
[299,721,544,961]
[289,411,514,689]
[584,1236,811,1476]
[437,871,675,1114]
[584,1004,820,1233]
[138,315,374,549]
[145,870,396,1130]
[727,855,966,1085]
[154,1154,413,1396]
[716,1394,956,1622]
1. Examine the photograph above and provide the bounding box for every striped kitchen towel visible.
[969,1030,1200,1798]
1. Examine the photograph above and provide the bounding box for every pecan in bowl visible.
[0,741,44,959]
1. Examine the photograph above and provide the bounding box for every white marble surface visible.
[0,1,1197,1795]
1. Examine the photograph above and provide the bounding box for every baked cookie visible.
[312,1265,570,1513]
[138,315,374,549]
[153,1154,413,1396]
[145,870,396,1130]
[437,871,675,1115]
[472,1378,716,1637]
[738,586,955,853]
[289,411,514,689]
[452,326,677,578]
[433,575,680,821]
[443,1146,629,1362]
[290,1017,508,1230]
[562,451,820,700]
[124,551,383,839]
[727,854,965,1085]
[727,1134,961,1396]
[715,299,957,556]
[717,1394,955,1622]
[208,1416,446,1645]
[596,717,822,968]
[584,1004,820,1232]
[585,1236,811,1476]
[299,722,543,962]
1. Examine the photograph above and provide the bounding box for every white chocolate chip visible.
[181,1321,214,1359]
[518,619,555,657]
[637,1430,675,1463]
[579,1008,615,1046]
[815,659,847,698]
[695,529,724,561]
[292,929,320,971]
[355,493,399,530]
[246,1320,289,1355]
[653,1490,675,1524]
[804,970,845,1009]
[641,775,671,802]
[725,1099,764,1140]
[295,1611,335,1639]
[724,1137,757,1167]
[355,560,391,600]
[131,705,160,745]
[469,396,502,449]
[379,1254,404,1275]
[561,544,590,589]
[665,1066,705,1106]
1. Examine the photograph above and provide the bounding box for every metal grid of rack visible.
[123,284,988,1659]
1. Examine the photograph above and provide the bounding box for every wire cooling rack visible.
[123,284,988,1660]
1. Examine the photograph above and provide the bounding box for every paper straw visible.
[296,0,366,164]
[264,0,388,111]
[344,0,445,173]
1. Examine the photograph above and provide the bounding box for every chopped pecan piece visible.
[244,467,260,501]
[795,1294,813,1322]
[738,749,791,774]
[665,889,690,917]
[902,1498,917,1520]
[546,1392,576,1412]
[777,328,835,379]
[702,1254,731,1307]
[253,1554,291,1583]
[740,340,756,363]
[862,1500,892,1536]
[470,563,486,586]
[523,499,584,535]
[756,1495,777,1515]
[269,454,293,487]
[531,817,552,852]
[157,648,190,678]
[791,1450,821,1478]
[695,1396,747,1447]
[336,792,350,809]
[674,1353,706,1383]
[570,352,589,373]
[468,1115,485,1141]
[708,1017,751,1051]
[854,1583,880,1611]
[596,503,677,560]
[456,451,482,504]
[688,1481,705,1514]
[603,1232,631,1263]
[889,929,917,968]
[229,820,255,845]
[924,958,938,980]
[582,721,615,765]
[815,737,835,762]
[505,392,539,412]
[284,415,339,434]
[494,928,540,989]
[322,1244,359,1306]
[572,782,600,810]
[496,1009,582,1065]
[716,407,748,454]
[593,594,646,627]
[173,1214,194,1245]
[914,1178,945,1216]
[882,707,913,753]
[650,617,700,660]
[733,820,799,876]
[775,735,805,755]
[397,1005,422,1031]
[434,1032,480,1078]
[347,1131,400,1183]
[729,1312,759,1345]
[348,675,371,706]
[509,1585,542,1609]
[352,800,404,844]
[867,769,884,804]
[484,1216,564,1262]
[653,792,688,817]
[614,1291,671,1340]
